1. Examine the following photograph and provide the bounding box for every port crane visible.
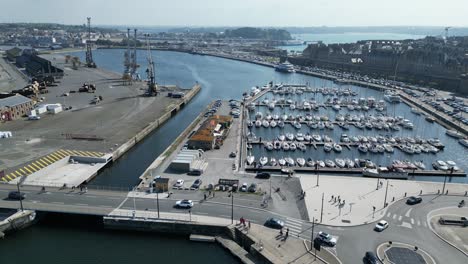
[123,28,139,81]
[85,17,96,68]
[144,34,157,96]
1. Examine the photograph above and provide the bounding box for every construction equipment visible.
[144,34,157,96]
[85,17,96,68]
[79,83,96,93]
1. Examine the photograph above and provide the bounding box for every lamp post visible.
[156,191,160,218]
[383,180,389,208]
[231,192,234,224]
[320,193,324,223]
[310,217,315,249]
[442,172,448,194]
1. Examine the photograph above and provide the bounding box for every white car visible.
[174,179,184,187]
[175,199,193,208]
[240,183,248,192]
[374,220,389,232]
[317,231,337,246]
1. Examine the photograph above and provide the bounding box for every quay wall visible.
[112,84,201,161]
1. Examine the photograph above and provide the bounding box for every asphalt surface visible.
[0,184,467,264]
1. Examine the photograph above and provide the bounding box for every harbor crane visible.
[123,28,139,81]
[144,34,157,96]
[85,17,96,68]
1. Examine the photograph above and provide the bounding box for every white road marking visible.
[393,214,397,220]
[411,218,415,224]
[400,222,412,229]
[398,215,403,221]
[417,220,421,226]
[76,203,89,206]
[51,202,64,205]
[405,208,413,217]
[387,213,391,217]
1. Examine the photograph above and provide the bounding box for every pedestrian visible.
[334,197,337,203]
[248,221,251,229]
[286,228,289,238]
[331,195,334,201]
[204,193,207,200]
[279,228,283,236]
[338,195,340,200]
[85,186,88,193]
[338,198,341,204]
[243,219,246,227]
[72,186,75,191]
[212,192,215,198]
[342,200,345,205]
[209,190,211,196]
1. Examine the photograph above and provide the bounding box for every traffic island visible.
[428,211,468,256]
[376,242,436,264]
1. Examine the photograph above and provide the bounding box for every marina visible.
[243,83,467,179]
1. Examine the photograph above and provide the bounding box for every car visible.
[240,183,248,192]
[317,231,337,246]
[255,172,271,179]
[28,115,40,120]
[175,199,193,208]
[187,170,201,176]
[229,152,237,158]
[406,196,422,205]
[191,179,202,189]
[264,218,284,229]
[363,251,378,264]
[8,191,26,200]
[174,179,184,187]
[248,183,257,193]
[374,220,389,231]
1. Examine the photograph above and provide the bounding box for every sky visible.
[1,0,467,27]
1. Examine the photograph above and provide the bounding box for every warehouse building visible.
[0,94,34,121]
[187,115,233,150]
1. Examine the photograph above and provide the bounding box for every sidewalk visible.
[299,174,468,226]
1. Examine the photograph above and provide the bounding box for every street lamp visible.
[231,192,234,224]
[156,191,160,218]
[16,176,26,212]
[320,193,324,223]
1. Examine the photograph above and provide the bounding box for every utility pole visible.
[376,177,379,190]
[231,192,234,224]
[310,217,315,249]
[156,192,160,218]
[316,163,320,186]
[442,173,448,194]
[16,176,26,211]
[383,180,389,208]
[320,193,324,223]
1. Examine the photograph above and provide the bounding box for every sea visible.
[1,32,465,263]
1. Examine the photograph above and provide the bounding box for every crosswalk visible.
[1,149,105,182]
[284,217,304,236]
[386,212,427,228]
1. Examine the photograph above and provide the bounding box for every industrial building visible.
[0,94,34,121]
[187,115,232,150]
[169,149,205,172]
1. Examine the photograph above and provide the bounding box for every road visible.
[0,184,466,263]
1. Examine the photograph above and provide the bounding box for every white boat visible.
[289,104,296,110]
[293,121,302,129]
[265,114,272,121]
[332,105,341,111]
[255,112,263,120]
[296,133,305,141]
[411,107,422,115]
[304,133,312,141]
[274,141,282,150]
[270,157,278,166]
[318,122,325,129]
[298,143,307,151]
[286,133,294,141]
[312,134,322,142]
[324,143,333,152]
[446,161,460,171]
[246,155,255,165]
[432,160,449,171]
[285,157,295,166]
[414,161,426,170]
[383,144,394,153]
[265,142,274,151]
[325,159,336,167]
[278,158,286,166]
[306,158,316,167]
[296,158,306,167]
[278,120,285,128]
[259,156,268,166]
[317,160,326,168]
[345,158,355,168]
[255,120,262,127]
[289,142,297,151]
[262,120,270,128]
[278,134,286,141]
[275,61,296,73]
[358,144,368,153]
[401,145,415,154]
[459,139,468,148]
[308,121,318,129]
[362,167,408,180]
[325,122,335,130]
[335,158,346,168]
[323,135,332,142]
[333,144,342,152]
[446,130,464,139]
[282,142,290,151]
[270,120,277,128]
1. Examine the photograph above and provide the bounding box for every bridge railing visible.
[0,179,132,193]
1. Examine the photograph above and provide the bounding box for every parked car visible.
[406,196,422,205]
[174,179,184,187]
[8,191,26,200]
[191,179,202,189]
[248,183,257,193]
[256,172,271,179]
[317,231,337,246]
[374,220,389,232]
[240,183,248,192]
[229,152,237,158]
[175,199,193,208]
[187,170,201,176]
[264,218,284,229]
[28,116,40,120]
[363,251,378,264]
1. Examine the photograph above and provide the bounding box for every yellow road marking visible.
[32,162,44,169]
[1,178,7,182]
[50,153,62,160]
[31,163,42,170]
[14,171,22,177]
[57,150,68,156]
[39,158,51,165]
[6,175,14,180]
[36,160,48,167]
[84,151,94,156]
[43,157,54,164]
[63,150,74,155]
[77,151,87,156]
[19,168,28,175]
[27,165,37,172]
[23,167,33,174]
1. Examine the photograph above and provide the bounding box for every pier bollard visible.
[392,197,395,202]
[420,190,422,195]
[437,190,440,194]
[465,191,467,196]
[445,190,448,195]
[404,192,407,197]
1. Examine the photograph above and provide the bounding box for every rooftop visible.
[0,94,32,109]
